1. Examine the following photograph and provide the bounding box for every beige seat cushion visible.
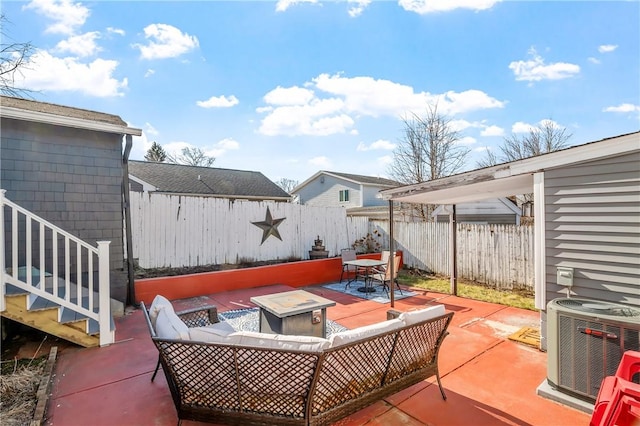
[398,305,446,326]
[155,305,190,340]
[329,318,403,348]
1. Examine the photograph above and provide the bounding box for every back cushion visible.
[233,331,330,352]
[155,306,190,340]
[398,305,446,326]
[149,295,173,329]
[330,318,403,348]
[189,321,238,343]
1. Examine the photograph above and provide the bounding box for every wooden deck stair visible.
[1,269,114,348]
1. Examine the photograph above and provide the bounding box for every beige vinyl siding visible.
[544,151,640,306]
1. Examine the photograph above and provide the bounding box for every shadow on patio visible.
[44,283,591,426]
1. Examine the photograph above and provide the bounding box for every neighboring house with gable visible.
[291,171,399,211]
[432,197,522,224]
[128,160,291,202]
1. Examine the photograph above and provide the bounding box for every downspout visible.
[450,205,458,296]
[389,200,395,308]
[122,134,136,306]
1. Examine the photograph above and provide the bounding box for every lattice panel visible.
[159,341,240,410]
[177,307,217,328]
[312,333,396,414]
[235,347,319,418]
[387,316,450,383]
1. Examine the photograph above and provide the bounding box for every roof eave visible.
[1,106,142,136]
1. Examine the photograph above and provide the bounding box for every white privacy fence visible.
[369,220,534,290]
[129,192,368,268]
[130,193,534,290]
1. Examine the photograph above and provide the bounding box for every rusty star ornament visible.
[251,207,286,245]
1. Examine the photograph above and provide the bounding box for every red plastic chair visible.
[590,350,640,426]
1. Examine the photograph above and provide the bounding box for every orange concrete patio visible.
[44,283,592,425]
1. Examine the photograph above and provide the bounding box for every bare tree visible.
[477,120,572,168]
[388,104,470,220]
[168,146,215,167]
[1,14,36,98]
[144,142,167,162]
[275,178,299,194]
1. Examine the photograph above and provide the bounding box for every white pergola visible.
[378,132,639,309]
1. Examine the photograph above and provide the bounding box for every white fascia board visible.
[128,174,157,192]
[506,133,640,176]
[1,106,142,136]
[391,174,534,205]
[291,170,325,194]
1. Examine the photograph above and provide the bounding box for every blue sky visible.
[5,0,639,184]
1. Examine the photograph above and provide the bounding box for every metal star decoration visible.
[251,207,286,245]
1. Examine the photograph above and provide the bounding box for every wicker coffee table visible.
[250,290,336,338]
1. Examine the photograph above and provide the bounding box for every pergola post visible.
[388,200,395,307]
[449,204,458,296]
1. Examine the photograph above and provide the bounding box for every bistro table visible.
[343,258,387,293]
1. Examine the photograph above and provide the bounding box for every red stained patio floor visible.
[44,284,591,426]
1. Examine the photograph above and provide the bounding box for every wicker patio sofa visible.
[142,296,454,426]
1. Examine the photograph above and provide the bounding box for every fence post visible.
[97,241,113,346]
[0,190,6,312]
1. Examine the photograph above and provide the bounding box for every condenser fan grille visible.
[556,299,640,317]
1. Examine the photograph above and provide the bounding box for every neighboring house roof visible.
[0,95,141,136]
[380,132,640,205]
[293,170,400,193]
[128,160,291,201]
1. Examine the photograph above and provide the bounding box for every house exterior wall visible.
[544,150,640,307]
[361,185,387,207]
[1,118,128,302]
[295,175,361,208]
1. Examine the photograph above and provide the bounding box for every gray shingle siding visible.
[1,118,128,302]
[544,150,640,306]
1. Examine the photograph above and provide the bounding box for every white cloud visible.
[133,24,199,60]
[357,139,396,151]
[14,50,127,97]
[588,57,601,65]
[603,103,640,113]
[512,121,535,133]
[509,47,580,82]
[144,69,155,78]
[348,0,371,17]
[512,119,563,133]
[276,0,318,12]
[456,136,477,145]
[197,95,239,108]
[259,98,354,136]
[208,138,240,157]
[145,123,159,136]
[264,86,315,106]
[309,156,331,168]
[598,44,618,53]
[107,27,125,36]
[480,125,504,137]
[258,73,504,137]
[23,0,90,35]
[474,146,491,153]
[55,32,101,57]
[398,0,501,14]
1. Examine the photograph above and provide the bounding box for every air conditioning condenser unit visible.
[547,297,640,401]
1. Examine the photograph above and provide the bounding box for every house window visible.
[339,190,349,202]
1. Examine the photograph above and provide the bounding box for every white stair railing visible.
[1,190,114,346]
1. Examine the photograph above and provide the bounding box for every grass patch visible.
[1,357,46,426]
[398,269,536,311]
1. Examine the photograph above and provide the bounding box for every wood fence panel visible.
[129,193,533,290]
